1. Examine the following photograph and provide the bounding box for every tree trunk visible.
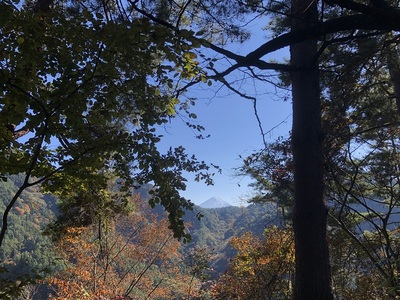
[290,0,333,299]
[386,43,400,115]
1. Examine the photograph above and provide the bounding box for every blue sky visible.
[35,21,292,207]
[157,26,293,206]
[159,70,292,206]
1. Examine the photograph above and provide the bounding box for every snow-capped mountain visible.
[199,197,232,209]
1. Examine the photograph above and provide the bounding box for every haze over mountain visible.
[199,197,233,209]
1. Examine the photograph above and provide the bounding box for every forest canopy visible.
[0,0,219,245]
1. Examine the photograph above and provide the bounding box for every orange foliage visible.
[14,206,25,216]
[212,226,295,300]
[48,200,200,299]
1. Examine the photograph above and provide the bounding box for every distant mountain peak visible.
[199,197,232,209]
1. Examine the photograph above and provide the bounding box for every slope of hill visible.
[0,174,61,280]
[0,179,281,282]
[199,197,232,209]
[182,202,281,276]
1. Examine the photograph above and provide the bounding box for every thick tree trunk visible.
[290,0,333,299]
[386,45,400,115]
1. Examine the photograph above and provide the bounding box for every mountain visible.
[199,197,232,209]
[1,180,281,284]
[182,202,282,277]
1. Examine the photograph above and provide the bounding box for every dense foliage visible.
[2,0,400,298]
[238,26,400,297]
[48,198,206,299]
[0,174,60,298]
[212,227,295,300]
[3,174,400,298]
[0,0,216,248]
[183,202,281,276]
[0,177,285,299]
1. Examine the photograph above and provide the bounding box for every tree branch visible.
[131,2,400,76]
[0,115,51,247]
[326,0,394,15]
[245,13,399,62]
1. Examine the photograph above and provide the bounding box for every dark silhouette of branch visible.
[327,0,393,14]
[245,13,399,62]
[353,121,400,136]
[131,1,400,80]
[5,124,30,139]
[0,115,51,247]
[0,130,123,247]
[215,74,269,147]
[33,0,53,13]
[124,236,171,296]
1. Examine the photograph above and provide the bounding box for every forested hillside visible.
[183,202,282,276]
[2,174,394,299]
[0,175,60,279]
[0,177,279,298]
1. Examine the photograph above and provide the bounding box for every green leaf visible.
[186,52,197,59]
[195,30,206,36]
[16,36,24,45]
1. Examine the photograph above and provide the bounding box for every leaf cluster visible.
[0,0,216,243]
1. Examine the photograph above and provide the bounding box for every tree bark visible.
[290,0,333,299]
[386,45,400,115]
